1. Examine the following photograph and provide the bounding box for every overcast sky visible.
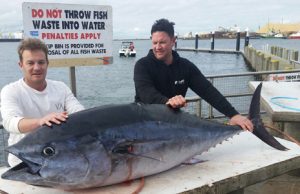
[0,0,299,39]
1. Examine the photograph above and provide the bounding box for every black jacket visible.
[134,49,239,118]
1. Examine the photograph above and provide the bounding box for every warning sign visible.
[22,2,113,66]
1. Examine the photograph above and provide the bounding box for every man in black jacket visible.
[134,18,253,131]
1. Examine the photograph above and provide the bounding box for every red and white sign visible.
[268,73,300,82]
[22,2,113,61]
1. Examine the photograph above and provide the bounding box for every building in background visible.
[257,23,300,38]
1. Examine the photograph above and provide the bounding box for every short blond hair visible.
[18,38,48,62]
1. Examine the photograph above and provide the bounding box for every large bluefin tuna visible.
[1,83,287,189]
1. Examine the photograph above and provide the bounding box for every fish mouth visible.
[1,152,43,181]
[19,154,43,174]
[1,161,43,183]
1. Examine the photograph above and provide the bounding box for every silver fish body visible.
[1,83,287,189]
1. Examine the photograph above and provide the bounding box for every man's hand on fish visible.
[39,111,68,127]
[166,95,187,108]
[229,114,253,132]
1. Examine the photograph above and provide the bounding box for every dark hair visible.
[151,18,175,37]
[18,38,48,62]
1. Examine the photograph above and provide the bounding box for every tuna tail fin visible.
[249,83,288,151]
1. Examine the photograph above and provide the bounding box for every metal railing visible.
[184,69,300,119]
[0,122,8,167]
[1,68,300,166]
[290,59,300,68]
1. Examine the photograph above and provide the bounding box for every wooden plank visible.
[1,132,300,194]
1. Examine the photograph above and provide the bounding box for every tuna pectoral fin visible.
[249,83,288,151]
[182,158,207,165]
[112,142,163,161]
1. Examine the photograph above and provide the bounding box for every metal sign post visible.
[69,67,77,96]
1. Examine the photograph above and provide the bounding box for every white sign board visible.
[22,2,113,66]
[249,81,300,121]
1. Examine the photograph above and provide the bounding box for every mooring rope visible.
[264,124,300,147]
[270,96,300,112]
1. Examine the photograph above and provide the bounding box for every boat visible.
[288,32,300,39]
[119,41,136,57]
[260,32,287,39]
[273,33,287,39]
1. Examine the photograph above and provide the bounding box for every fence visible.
[1,68,300,166]
[0,123,8,167]
[183,69,300,119]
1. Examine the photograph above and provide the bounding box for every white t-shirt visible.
[0,78,84,166]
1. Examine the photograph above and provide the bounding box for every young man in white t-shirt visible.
[0,38,84,166]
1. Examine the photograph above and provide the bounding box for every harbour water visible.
[1,38,299,109]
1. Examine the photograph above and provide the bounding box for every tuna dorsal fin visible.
[249,82,288,151]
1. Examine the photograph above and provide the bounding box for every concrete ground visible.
[243,115,300,194]
[213,115,300,194]
[245,170,300,194]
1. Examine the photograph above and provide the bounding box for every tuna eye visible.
[42,146,55,157]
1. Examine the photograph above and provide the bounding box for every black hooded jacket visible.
[134,49,239,118]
